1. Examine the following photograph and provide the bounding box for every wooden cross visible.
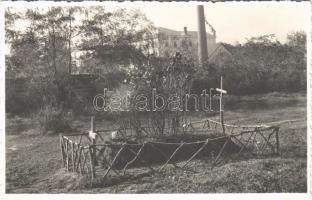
[209,88,214,111]
[215,76,227,134]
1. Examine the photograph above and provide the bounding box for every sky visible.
[103,1,310,44]
[4,1,310,45]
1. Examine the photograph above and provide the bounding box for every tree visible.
[199,34,307,94]
[5,6,158,114]
[286,31,306,50]
[127,53,195,136]
[5,7,77,118]
[245,34,280,47]
[78,7,157,89]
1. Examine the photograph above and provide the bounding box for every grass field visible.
[5,92,307,193]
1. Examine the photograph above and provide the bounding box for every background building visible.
[156,26,218,60]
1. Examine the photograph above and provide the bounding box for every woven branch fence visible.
[59,118,280,180]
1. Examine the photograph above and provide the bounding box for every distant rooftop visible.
[158,27,215,38]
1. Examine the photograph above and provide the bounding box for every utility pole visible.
[197,5,208,66]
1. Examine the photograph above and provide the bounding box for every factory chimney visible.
[184,27,188,35]
[197,5,208,66]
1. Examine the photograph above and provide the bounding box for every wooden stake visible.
[78,134,83,145]
[149,143,179,169]
[128,147,156,172]
[182,139,209,168]
[123,143,145,175]
[220,76,225,134]
[213,136,230,166]
[275,127,280,155]
[88,145,96,179]
[72,142,75,171]
[60,135,65,167]
[90,116,97,166]
[103,144,126,179]
[209,88,213,111]
[257,130,276,154]
[159,143,184,171]
[81,150,88,175]
[84,151,91,178]
[259,129,276,153]
[75,146,83,172]
[66,139,69,171]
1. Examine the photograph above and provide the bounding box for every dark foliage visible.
[192,33,306,95]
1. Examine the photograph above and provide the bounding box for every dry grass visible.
[5,92,307,193]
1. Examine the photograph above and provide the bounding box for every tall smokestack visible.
[184,27,188,35]
[197,5,208,66]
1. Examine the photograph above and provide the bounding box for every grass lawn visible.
[5,92,307,193]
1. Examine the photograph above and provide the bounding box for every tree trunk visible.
[68,8,72,74]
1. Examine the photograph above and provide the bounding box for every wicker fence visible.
[59,117,280,180]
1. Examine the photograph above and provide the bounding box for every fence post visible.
[275,127,280,155]
[89,145,96,179]
[218,76,226,135]
[66,139,69,171]
[71,142,75,171]
[90,116,97,166]
[59,134,65,167]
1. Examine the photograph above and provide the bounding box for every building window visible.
[189,41,193,47]
[173,41,177,47]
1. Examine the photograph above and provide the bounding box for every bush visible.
[191,41,306,95]
[38,103,72,135]
[191,63,221,95]
[6,77,44,115]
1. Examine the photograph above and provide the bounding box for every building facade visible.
[156,26,218,60]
